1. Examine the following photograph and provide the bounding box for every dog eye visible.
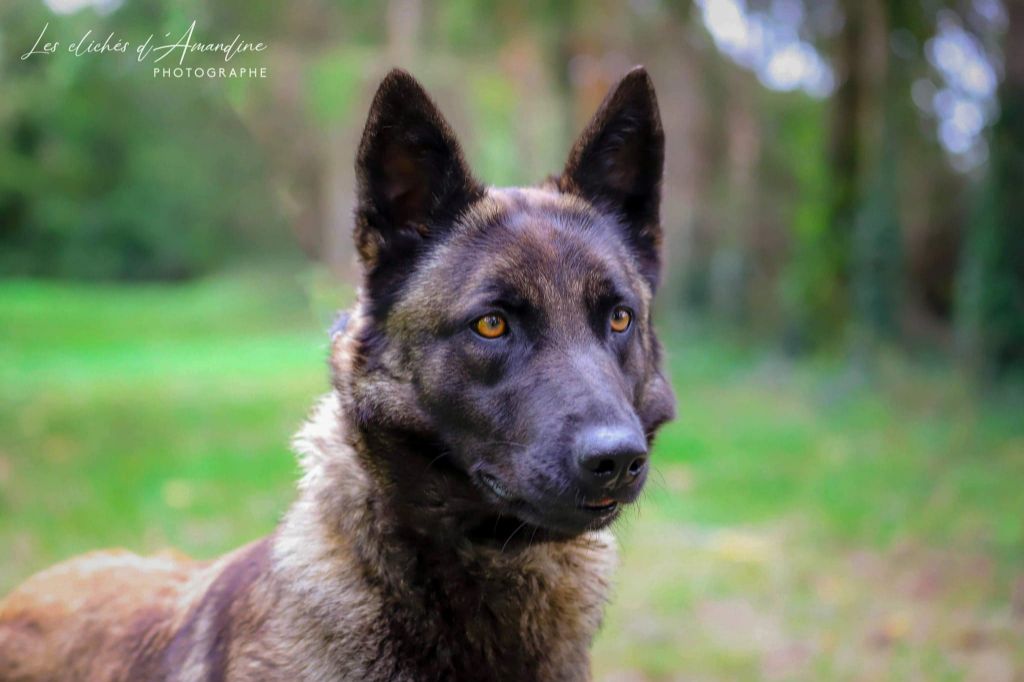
[473,313,508,339]
[610,306,632,333]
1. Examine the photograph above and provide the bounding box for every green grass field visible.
[1,270,1021,681]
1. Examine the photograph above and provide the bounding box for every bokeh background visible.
[2,0,1023,679]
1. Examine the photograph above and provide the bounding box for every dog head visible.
[336,68,675,540]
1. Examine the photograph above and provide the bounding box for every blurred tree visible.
[0,2,289,280]
[822,0,865,342]
[958,0,1024,373]
[852,0,926,344]
[788,0,975,352]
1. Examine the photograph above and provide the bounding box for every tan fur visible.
[0,544,255,681]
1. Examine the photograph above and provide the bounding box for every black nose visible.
[575,424,648,491]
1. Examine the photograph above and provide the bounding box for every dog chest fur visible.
[267,392,618,681]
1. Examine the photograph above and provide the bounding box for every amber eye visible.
[610,306,632,333]
[473,313,508,339]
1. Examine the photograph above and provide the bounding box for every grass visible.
[1,270,1022,680]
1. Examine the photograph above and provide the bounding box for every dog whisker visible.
[420,450,451,476]
[500,521,529,553]
[527,524,540,552]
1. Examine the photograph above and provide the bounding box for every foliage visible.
[0,3,289,280]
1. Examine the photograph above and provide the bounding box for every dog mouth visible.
[578,497,619,515]
[477,472,622,533]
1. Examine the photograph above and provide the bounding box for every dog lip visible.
[578,497,619,514]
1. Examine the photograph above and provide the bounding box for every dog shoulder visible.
[151,537,276,681]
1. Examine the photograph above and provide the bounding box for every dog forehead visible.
[395,186,642,321]
[453,187,621,283]
[467,187,597,227]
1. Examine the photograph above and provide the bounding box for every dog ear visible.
[559,67,665,289]
[354,69,483,273]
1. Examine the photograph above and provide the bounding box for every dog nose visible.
[575,424,648,491]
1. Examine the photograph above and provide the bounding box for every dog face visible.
[342,68,675,538]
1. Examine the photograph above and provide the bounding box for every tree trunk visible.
[851,0,906,345]
[823,0,867,340]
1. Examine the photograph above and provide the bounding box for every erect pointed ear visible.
[354,69,483,273]
[559,67,665,288]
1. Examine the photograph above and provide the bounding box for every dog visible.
[0,66,675,681]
